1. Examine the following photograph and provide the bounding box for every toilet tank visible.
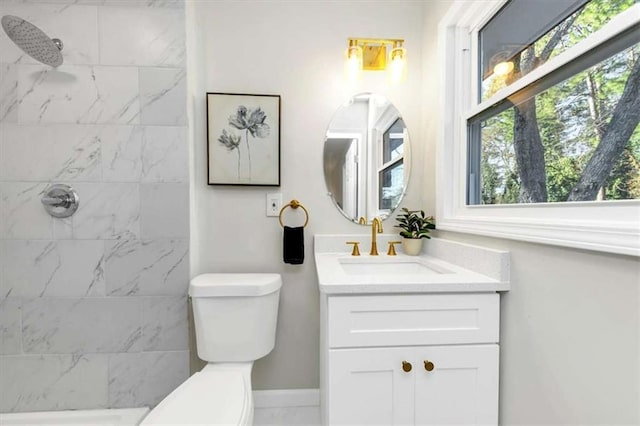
[189,273,282,363]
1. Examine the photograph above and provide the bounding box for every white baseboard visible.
[253,388,320,408]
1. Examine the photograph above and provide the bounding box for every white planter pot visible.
[402,238,423,256]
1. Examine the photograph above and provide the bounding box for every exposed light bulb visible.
[389,46,406,85]
[345,43,363,81]
[493,61,514,76]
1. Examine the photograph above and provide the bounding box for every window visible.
[438,0,640,255]
[379,118,405,211]
[479,0,635,101]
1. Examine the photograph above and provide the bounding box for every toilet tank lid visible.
[190,273,282,297]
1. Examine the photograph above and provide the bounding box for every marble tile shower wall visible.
[0,0,189,413]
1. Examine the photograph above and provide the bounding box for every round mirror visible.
[323,93,410,224]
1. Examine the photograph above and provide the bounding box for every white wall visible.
[187,0,426,389]
[188,1,639,423]
[422,2,640,424]
[438,231,640,424]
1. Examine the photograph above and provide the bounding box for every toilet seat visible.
[140,369,252,425]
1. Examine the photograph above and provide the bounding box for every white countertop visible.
[314,235,510,295]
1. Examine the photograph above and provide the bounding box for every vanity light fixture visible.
[345,39,363,81]
[345,37,407,83]
[389,40,407,85]
[493,60,514,76]
[491,50,515,77]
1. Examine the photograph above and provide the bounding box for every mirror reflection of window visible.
[323,93,410,224]
[379,118,405,212]
[384,119,405,162]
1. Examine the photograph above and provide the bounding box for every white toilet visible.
[141,273,282,425]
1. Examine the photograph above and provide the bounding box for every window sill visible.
[437,207,640,257]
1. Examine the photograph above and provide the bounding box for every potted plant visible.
[394,208,436,255]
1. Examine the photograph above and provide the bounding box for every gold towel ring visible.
[279,199,309,228]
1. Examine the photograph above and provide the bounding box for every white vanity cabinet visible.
[315,235,510,426]
[320,293,501,425]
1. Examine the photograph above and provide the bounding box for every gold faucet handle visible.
[346,241,361,256]
[387,241,402,256]
[358,216,367,225]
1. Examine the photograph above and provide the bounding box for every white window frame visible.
[437,0,640,257]
[377,119,405,217]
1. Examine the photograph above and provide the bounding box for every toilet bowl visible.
[140,273,282,425]
[141,365,253,425]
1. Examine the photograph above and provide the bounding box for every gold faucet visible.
[370,217,383,255]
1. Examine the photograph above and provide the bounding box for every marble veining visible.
[0,354,108,412]
[98,7,185,66]
[0,124,102,182]
[22,298,142,353]
[141,296,188,350]
[100,125,143,182]
[140,67,187,126]
[0,63,18,123]
[0,240,105,298]
[17,65,140,124]
[104,239,188,296]
[141,126,188,182]
[0,298,22,354]
[0,0,188,414]
[52,216,73,239]
[70,183,140,239]
[0,182,52,239]
[108,351,188,408]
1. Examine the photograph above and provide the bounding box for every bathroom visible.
[0,0,638,424]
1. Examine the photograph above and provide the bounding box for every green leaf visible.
[394,207,436,238]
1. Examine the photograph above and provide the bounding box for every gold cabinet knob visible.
[387,241,401,256]
[424,360,435,372]
[346,241,361,256]
[402,361,412,372]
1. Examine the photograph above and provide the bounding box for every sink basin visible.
[338,257,451,275]
[314,234,510,294]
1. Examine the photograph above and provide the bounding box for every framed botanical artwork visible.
[206,92,281,186]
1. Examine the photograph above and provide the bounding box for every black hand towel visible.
[283,226,304,265]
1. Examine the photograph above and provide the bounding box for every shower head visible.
[1,15,63,67]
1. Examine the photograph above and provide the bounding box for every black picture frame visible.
[206,92,281,186]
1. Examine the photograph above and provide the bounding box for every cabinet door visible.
[328,347,414,425]
[414,345,499,425]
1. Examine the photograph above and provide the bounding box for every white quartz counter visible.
[314,234,510,294]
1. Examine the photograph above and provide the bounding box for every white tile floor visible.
[253,406,321,426]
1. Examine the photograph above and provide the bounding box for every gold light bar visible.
[347,38,405,71]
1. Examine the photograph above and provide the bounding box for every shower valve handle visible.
[41,184,79,218]
[41,194,71,207]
